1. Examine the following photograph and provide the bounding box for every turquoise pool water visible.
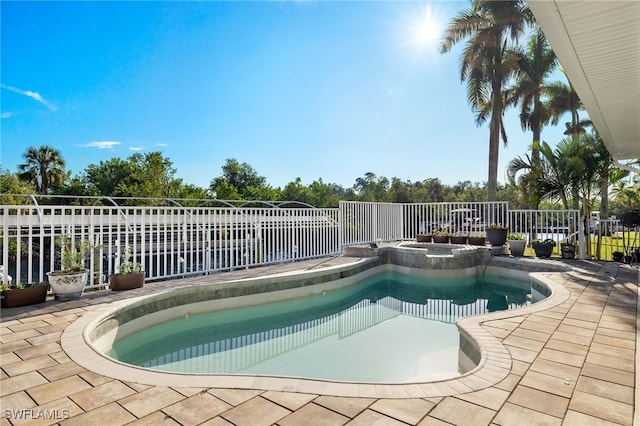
[109,271,533,382]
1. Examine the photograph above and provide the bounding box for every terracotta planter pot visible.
[416,234,431,243]
[432,235,449,243]
[109,272,145,291]
[449,236,467,244]
[1,284,48,308]
[47,270,88,301]
[486,228,508,246]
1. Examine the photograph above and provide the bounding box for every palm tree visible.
[440,0,531,201]
[18,145,66,195]
[508,29,557,169]
[545,69,585,139]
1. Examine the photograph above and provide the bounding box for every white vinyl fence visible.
[1,198,603,288]
[340,201,584,258]
[1,203,340,288]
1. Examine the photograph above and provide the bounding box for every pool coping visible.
[60,263,571,399]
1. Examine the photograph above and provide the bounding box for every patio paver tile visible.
[221,396,291,426]
[61,401,136,426]
[369,398,435,424]
[454,386,510,411]
[519,370,575,398]
[568,390,633,425]
[585,352,634,372]
[581,363,635,387]
[69,380,136,411]
[278,402,349,426]
[161,392,232,426]
[537,348,585,368]
[575,376,634,405]
[528,358,581,383]
[347,409,407,426]
[38,361,86,382]
[313,396,376,418]
[261,390,317,411]
[27,375,91,405]
[562,410,626,426]
[207,388,264,406]
[493,401,562,426]
[126,411,181,426]
[2,355,58,377]
[14,342,61,361]
[1,371,48,397]
[507,385,569,419]
[430,397,497,426]
[118,386,185,418]
[543,338,589,357]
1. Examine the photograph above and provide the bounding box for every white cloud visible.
[1,112,13,119]
[156,143,168,147]
[1,84,57,111]
[129,146,144,151]
[85,141,121,149]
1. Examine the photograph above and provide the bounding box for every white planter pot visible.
[508,240,526,257]
[47,270,89,301]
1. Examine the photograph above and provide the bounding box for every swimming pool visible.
[106,270,535,383]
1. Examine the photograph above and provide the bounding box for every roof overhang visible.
[528,0,640,173]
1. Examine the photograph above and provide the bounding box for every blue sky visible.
[1,1,572,191]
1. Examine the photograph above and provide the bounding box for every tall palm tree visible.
[440,0,531,201]
[508,29,557,169]
[545,69,585,139]
[18,145,66,195]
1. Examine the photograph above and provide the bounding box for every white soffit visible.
[528,0,640,164]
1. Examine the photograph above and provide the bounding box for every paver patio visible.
[1,256,638,425]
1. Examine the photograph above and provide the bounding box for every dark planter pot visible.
[109,272,145,291]
[450,236,467,244]
[612,252,624,262]
[416,234,431,243]
[508,240,526,257]
[533,243,555,258]
[486,228,508,246]
[432,235,449,244]
[1,284,48,308]
[468,237,486,246]
[561,245,576,259]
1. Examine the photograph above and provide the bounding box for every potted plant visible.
[109,245,145,291]
[486,224,508,246]
[47,236,96,301]
[416,234,431,243]
[1,282,49,308]
[468,234,486,246]
[612,251,624,262]
[532,238,556,258]
[560,240,577,259]
[431,231,449,244]
[507,233,526,256]
[449,234,467,244]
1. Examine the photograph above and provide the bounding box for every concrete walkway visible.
[1,257,638,425]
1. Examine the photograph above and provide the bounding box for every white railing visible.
[508,209,583,258]
[341,201,510,243]
[340,201,585,259]
[1,204,340,287]
[2,198,610,288]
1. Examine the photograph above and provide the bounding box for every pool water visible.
[109,271,533,382]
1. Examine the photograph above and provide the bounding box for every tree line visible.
[0,144,637,219]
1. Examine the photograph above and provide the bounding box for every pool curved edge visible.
[60,266,571,399]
